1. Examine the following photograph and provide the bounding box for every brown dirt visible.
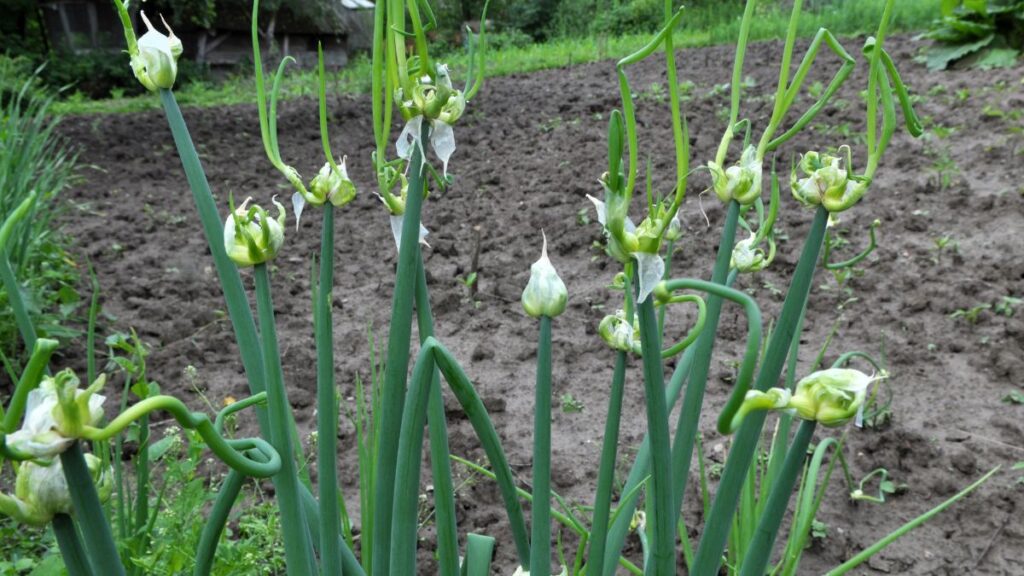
[30,34,1024,574]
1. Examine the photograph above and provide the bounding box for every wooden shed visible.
[37,0,375,69]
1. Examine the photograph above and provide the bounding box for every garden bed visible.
[52,34,1024,574]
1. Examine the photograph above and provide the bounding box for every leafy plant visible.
[924,0,1024,70]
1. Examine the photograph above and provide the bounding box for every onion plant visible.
[0,0,1003,575]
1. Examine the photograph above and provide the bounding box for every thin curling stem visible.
[370,120,430,576]
[635,286,675,575]
[729,0,757,129]
[413,253,459,576]
[52,514,93,576]
[60,442,125,576]
[316,206,342,576]
[531,316,553,576]
[738,419,817,576]
[254,264,316,576]
[691,206,829,576]
[669,201,738,517]
[81,395,280,478]
[585,350,627,576]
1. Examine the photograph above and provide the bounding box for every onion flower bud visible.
[708,145,762,205]
[6,370,106,459]
[789,368,880,427]
[223,197,286,267]
[791,150,848,208]
[130,12,182,92]
[522,234,568,319]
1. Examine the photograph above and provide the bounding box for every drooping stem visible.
[60,442,125,576]
[691,206,828,575]
[254,264,316,576]
[738,419,816,576]
[316,205,342,576]
[52,514,93,576]
[530,315,553,576]
[370,120,430,576]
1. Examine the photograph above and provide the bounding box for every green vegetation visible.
[48,0,940,115]
[924,0,1024,70]
[0,1,1001,576]
[0,72,80,374]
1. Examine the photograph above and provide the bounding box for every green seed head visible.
[789,368,878,427]
[709,145,762,205]
[730,232,767,273]
[521,233,568,319]
[792,150,849,208]
[308,160,357,208]
[7,453,109,527]
[598,310,641,355]
[5,370,106,459]
[223,197,286,267]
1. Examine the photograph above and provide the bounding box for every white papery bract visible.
[521,233,568,319]
[130,12,182,91]
[6,372,106,459]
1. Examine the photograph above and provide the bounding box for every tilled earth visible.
[33,34,1024,573]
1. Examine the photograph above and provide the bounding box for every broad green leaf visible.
[927,34,995,69]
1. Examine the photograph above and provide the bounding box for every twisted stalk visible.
[81,395,279,478]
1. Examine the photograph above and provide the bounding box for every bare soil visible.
[35,34,1024,574]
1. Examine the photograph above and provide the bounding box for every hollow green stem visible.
[52,514,93,576]
[157,90,270,434]
[213,393,268,434]
[585,350,626,576]
[668,200,738,517]
[691,206,828,575]
[315,206,342,576]
[299,486,365,576]
[779,436,842,575]
[413,253,459,576]
[729,0,757,130]
[738,419,816,576]
[531,316,553,576]
[61,442,124,576]
[194,466,246,576]
[635,285,675,575]
[371,120,430,576]
[463,534,496,576]
[254,264,316,576]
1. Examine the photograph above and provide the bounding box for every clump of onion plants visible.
[0,0,1002,575]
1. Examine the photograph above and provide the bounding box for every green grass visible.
[51,0,940,116]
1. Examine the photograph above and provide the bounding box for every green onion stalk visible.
[370,120,431,576]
